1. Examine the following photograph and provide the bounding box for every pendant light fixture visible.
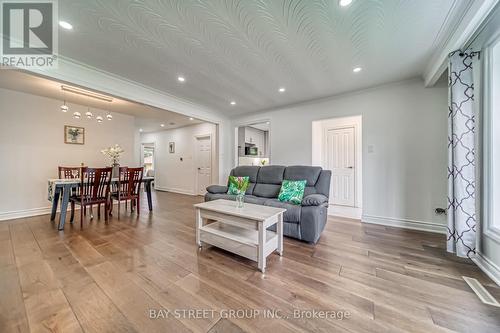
[61,90,68,112]
[85,107,93,119]
[61,101,68,113]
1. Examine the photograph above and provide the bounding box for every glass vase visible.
[236,193,244,208]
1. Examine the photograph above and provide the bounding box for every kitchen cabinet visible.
[239,126,267,157]
[244,127,257,144]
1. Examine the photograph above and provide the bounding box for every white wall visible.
[232,79,448,232]
[140,122,218,195]
[0,88,137,219]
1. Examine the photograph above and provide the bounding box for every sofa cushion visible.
[315,170,332,196]
[231,166,259,183]
[302,194,328,206]
[284,166,322,186]
[303,186,317,197]
[242,195,268,205]
[256,165,285,184]
[278,180,306,205]
[253,183,281,198]
[206,185,228,194]
[264,199,301,223]
[205,193,235,202]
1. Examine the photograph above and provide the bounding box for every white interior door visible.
[196,136,212,195]
[327,127,355,206]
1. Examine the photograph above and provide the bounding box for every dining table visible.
[47,176,155,230]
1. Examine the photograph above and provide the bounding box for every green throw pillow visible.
[278,180,307,205]
[227,176,249,195]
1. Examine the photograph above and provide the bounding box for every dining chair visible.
[111,167,143,218]
[70,167,112,228]
[59,166,85,220]
[58,166,82,179]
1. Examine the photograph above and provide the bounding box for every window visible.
[485,38,500,239]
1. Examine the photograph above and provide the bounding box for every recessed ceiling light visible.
[279,87,286,93]
[139,128,143,132]
[177,76,185,82]
[230,101,236,105]
[339,0,352,7]
[189,117,194,120]
[59,21,73,30]
[353,67,362,73]
[160,124,165,127]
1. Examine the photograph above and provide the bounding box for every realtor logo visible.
[1,0,58,68]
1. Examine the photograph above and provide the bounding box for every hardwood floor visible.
[1,191,499,332]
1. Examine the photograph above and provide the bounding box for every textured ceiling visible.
[58,0,462,116]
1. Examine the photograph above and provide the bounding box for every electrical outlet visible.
[435,208,447,215]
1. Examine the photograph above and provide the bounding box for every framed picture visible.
[169,142,175,153]
[64,125,85,145]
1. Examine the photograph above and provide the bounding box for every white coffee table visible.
[194,199,285,272]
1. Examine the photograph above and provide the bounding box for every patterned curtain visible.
[447,50,479,258]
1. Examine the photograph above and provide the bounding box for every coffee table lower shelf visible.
[199,222,278,262]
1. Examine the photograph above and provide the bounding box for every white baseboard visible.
[361,214,446,234]
[155,186,196,196]
[472,252,500,286]
[0,206,53,221]
[0,202,120,222]
[328,205,362,219]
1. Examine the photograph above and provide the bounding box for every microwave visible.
[245,146,258,156]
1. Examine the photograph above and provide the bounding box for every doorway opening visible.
[312,115,362,219]
[141,142,156,179]
[234,121,271,166]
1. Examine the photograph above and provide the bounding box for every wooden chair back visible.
[118,167,143,198]
[58,166,82,179]
[80,167,112,201]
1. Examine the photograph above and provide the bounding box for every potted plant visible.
[101,144,125,177]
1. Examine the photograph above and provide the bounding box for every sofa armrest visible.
[302,194,328,206]
[206,185,228,194]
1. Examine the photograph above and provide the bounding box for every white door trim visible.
[312,115,362,219]
[195,134,213,196]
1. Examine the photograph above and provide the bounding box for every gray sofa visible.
[205,165,331,244]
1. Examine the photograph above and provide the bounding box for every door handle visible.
[347,166,354,169]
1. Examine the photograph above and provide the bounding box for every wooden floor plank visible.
[86,261,191,333]
[9,222,82,333]
[0,264,30,332]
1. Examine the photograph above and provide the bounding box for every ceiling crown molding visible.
[424,0,499,87]
[24,56,229,124]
